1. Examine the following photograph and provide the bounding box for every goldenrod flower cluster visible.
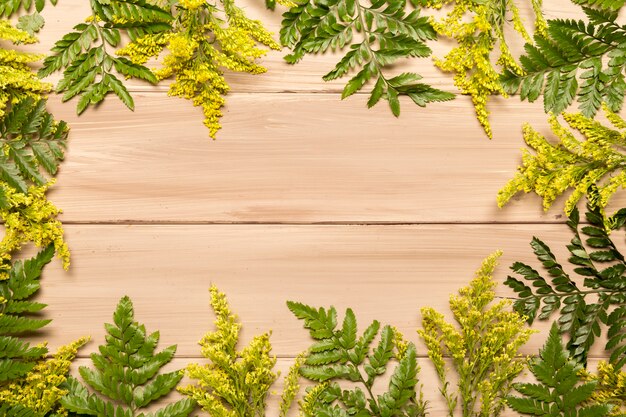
[581,361,626,416]
[0,181,69,279]
[0,337,88,414]
[179,285,279,417]
[181,0,207,9]
[498,105,626,214]
[117,0,280,138]
[279,352,305,417]
[391,326,409,360]
[299,382,329,417]
[0,20,51,118]
[420,0,544,138]
[418,251,535,417]
[116,32,170,65]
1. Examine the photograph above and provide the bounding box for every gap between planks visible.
[58,220,571,225]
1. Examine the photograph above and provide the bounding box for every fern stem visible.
[354,0,388,86]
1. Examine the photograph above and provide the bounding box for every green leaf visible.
[507,198,626,368]
[16,12,45,35]
[506,323,609,417]
[61,296,191,415]
[292,303,426,417]
[339,308,357,349]
[42,10,162,113]
[507,9,626,117]
[387,88,400,117]
[278,0,443,113]
[0,98,68,192]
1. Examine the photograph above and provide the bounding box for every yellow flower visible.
[0,181,69,279]
[418,252,535,417]
[498,107,626,214]
[0,337,89,413]
[180,0,207,9]
[180,286,279,417]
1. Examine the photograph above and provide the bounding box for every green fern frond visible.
[0,98,68,195]
[498,106,626,214]
[502,7,626,117]
[179,285,281,417]
[0,0,57,18]
[571,0,626,10]
[288,301,427,417]
[418,0,546,138]
[275,0,454,117]
[39,0,169,114]
[0,246,53,385]
[418,251,534,417]
[505,198,626,367]
[506,323,612,417]
[60,296,196,416]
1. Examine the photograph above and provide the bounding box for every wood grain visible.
[32,223,619,358]
[43,93,626,224]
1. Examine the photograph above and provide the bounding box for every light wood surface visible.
[34,224,620,358]
[10,0,625,415]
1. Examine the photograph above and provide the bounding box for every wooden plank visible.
[45,93,626,223]
[27,0,586,93]
[32,224,618,358]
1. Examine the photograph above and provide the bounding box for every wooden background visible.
[20,1,626,414]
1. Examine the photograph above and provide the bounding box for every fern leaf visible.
[504,7,626,116]
[571,0,625,11]
[0,246,53,381]
[40,1,168,114]
[291,302,426,417]
[507,323,612,416]
[0,98,67,194]
[506,198,626,368]
[275,0,453,116]
[0,0,57,18]
[60,296,192,416]
[339,308,357,349]
[378,343,418,414]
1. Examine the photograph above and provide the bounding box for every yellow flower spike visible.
[116,0,279,138]
[180,0,207,9]
[500,108,626,214]
[180,286,279,417]
[0,181,69,277]
[422,0,544,139]
[578,361,626,416]
[0,337,89,413]
[419,251,535,417]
